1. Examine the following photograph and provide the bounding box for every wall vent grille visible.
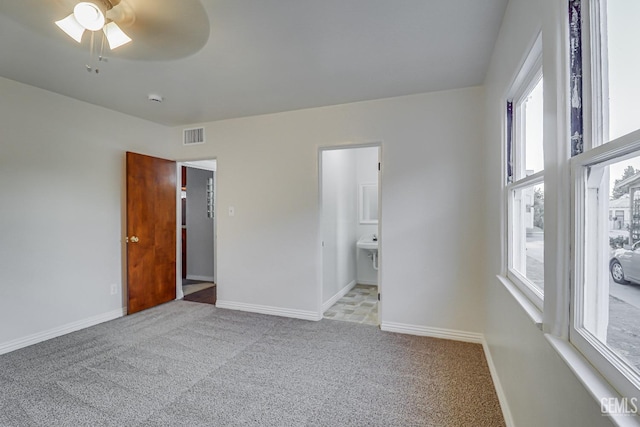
[183,127,205,145]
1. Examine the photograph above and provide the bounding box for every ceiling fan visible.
[55,0,136,72]
[0,0,210,64]
[56,1,133,51]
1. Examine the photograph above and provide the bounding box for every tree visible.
[612,165,638,199]
[533,187,544,230]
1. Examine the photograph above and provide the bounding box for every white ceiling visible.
[0,0,507,127]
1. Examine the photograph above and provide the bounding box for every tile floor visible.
[324,284,378,326]
[182,282,215,296]
[182,279,215,296]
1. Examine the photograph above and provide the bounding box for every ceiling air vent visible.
[183,127,205,145]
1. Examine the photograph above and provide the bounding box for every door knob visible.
[127,236,140,243]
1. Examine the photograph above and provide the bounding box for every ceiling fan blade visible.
[55,13,85,43]
[103,21,131,50]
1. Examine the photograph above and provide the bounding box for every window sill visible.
[546,335,640,426]
[497,274,543,330]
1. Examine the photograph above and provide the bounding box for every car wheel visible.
[611,260,628,284]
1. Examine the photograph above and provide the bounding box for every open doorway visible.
[178,159,217,305]
[319,144,381,325]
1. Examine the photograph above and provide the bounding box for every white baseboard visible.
[0,307,126,355]
[322,280,357,313]
[482,340,515,427]
[216,300,322,321]
[186,275,215,282]
[356,279,378,286]
[380,321,484,343]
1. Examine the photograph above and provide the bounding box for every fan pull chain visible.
[98,32,106,65]
[86,31,94,73]
[86,32,102,74]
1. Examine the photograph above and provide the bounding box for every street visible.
[610,275,640,310]
[526,232,640,310]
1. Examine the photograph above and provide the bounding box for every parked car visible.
[610,241,640,284]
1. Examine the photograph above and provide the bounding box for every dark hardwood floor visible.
[183,285,216,305]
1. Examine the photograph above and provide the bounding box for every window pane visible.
[512,183,544,291]
[523,78,544,175]
[584,154,640,374]
[607,1,640,141]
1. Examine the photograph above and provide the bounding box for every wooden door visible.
[126,152,177,314]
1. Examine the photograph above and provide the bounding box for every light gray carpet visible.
[0,301,505,426]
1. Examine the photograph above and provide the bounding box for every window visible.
[506,37,544,309]
[613,210,625,230]
[572,0,640,400]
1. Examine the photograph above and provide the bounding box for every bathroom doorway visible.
[319,144,381,325]
[178,159,217,305]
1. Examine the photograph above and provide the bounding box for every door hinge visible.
[378,293,381,301]
[378,162,381,171]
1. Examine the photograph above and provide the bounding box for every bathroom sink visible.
[357,236,378,252]
[357,235,379,271]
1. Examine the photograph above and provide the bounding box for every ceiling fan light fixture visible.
[55,14,85,43]
[103,22,132,49]
[73,2,105,31]
[54,0,135,71]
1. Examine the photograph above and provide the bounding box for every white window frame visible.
[571,131,640,401]
[506,34,545,310]
[571,0,640,401]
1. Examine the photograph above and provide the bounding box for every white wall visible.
[321,149,358,305]
[170,87,487,331]
[483,0,614,425]
[186,167,215,281]
[0,76,172,350]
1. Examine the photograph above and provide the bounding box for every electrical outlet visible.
[110,283,118,295]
